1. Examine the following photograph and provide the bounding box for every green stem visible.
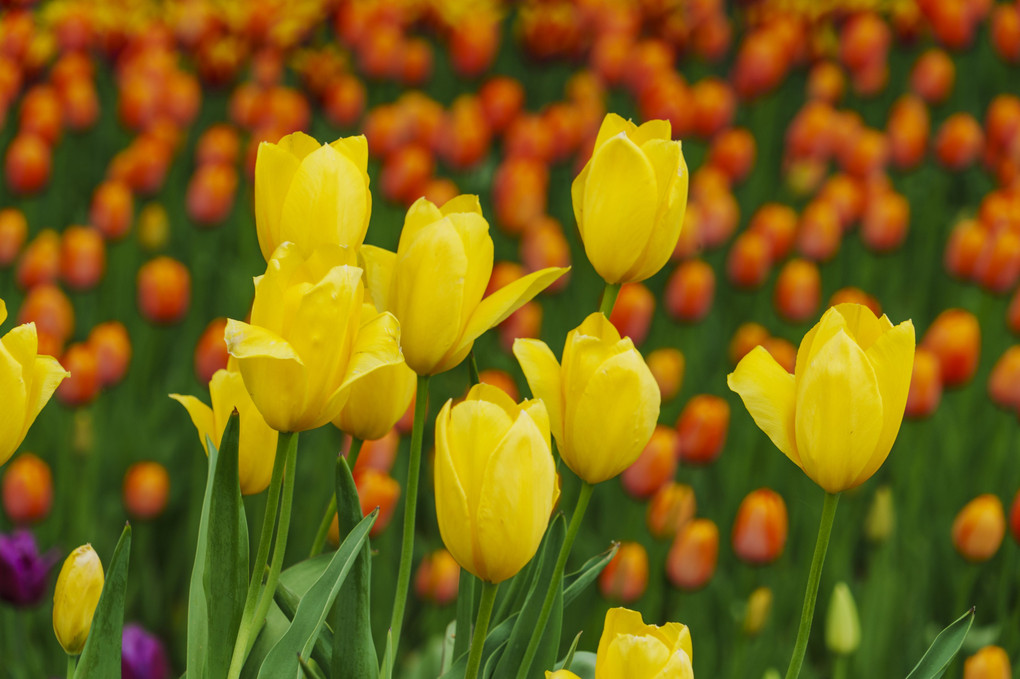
[67,654,77,679]
[515,481,595,679]
[385,375,431,670]
[785,492,840,679]
[832,655,848,679]
[598,282,621,318]
[468,350,481,385]
[465,581,499,679]
[453,569,477,661]
[310,438,363,558]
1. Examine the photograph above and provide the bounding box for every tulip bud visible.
[414,549,460,606]
[989,347,1020,413]
[774,258,821,323]
[56,343,100,407]
[708,127,755,184]
[749,203,797,261]
[137,202,168,252]
[647,482,697,540]
[0,208,28,266]
[137,256,191,325]
[732,488,788,565]
[944,220,987,280]
[861,189,909,253]
[355,469,401,539]
[121,623,172,679]
[520,217,571,294]
[964,645,1011,679]
[743,586,773,636]
[953,494,1005,562]
[5,132,51,195]
[667,518,719,590]
[825,582,861,655]
[546,672,581,679]
[53,544,104,655]
[797,201,842,262]
[910,49,954,104]
[676,394,730,465]
[730,323,770,366]
[186,163,238,226]
[349,429,400,475]
[0,530,56,607]
[646,347,685,402]
[887,95,929,171]
[599,542,649,604]
[991,6,1020,63]
[609,283,655,346]
[123,462,170,520]
[596,607,693,679]
[934,113,983,170]
[89,180,134,242]
[865,486,896,544]
[727,230,772,290]
[922,309,980,388]
[193,318,228,385]
[88,321,132,388]
[59,225,105,291]
[665,259,715,322]
[621,425,679,500]
[905,347,943,419]
[2,453,53,524]
[16,228,60,290]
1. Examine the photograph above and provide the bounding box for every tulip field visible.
[3,0,1020,678]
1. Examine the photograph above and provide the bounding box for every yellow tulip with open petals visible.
[254,131,371,261]
[225,243,403,433]
[514,312,660,485]
[596,607,694,679]
[728,303,915,494]
[572,113,688,285]
[0,298,70,467]
[434,384,556,584]
[360,195,568,375]
[170,365,278,495]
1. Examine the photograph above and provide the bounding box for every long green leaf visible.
[186,435,220,679]
[563,544,618,607]
[297,656,327,679]
[274,581,332,669]
[76,524,132,679]
[905,608,975,679]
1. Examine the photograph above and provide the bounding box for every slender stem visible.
[465,581,499,679]
[310,438,363,558]
[347,436,365,471]
[598,282,621,318]
[785,492,840,679]
[453,569,477,661]
[385,375,430,668]
[515,481,595,679]
[66,654,76,679]
[468,350,481,385]
[832,655,848,679]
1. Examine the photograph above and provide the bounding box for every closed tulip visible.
[53,544,104,655]
[965,646,1012,679]
[434,384,556,583]
[826,582,861,656]
[515,312,660,485]
[573,113,689,284]
[728,303,915,494]
[0,299,70,466]
[595,607,694,679]
[225,243,403,433]
[254,131,371,261]
[361,195,567,375]
[171,367,277,494]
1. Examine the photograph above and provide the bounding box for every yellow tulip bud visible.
[825,582,861,656]
[434,383,556,584]
[546,672,582,679]
[595,607,693,679]
[515,312,660,485]
[332,303,416,441]
[865,485,895,544]
[170,366,278,494]
[360,195,567,375]
[0,298,70,466]
[254,131,371,261]
[728,303,915,494]
[572,113,688,284]
[225,243,403,433]
[53,544,104,655]
[743,586,773,637]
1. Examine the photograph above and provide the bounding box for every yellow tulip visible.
[0,298,70,466]
[225,243,403,433]
[332,303,416,441]
[170,365,278,495]
[546,672,582,679]
[514,312,660,485]
[53,544,104,655]
[572,113,688,285]
[434,383,556,584]
[595,607,693,679]
[360,195,568,375]
[254,131,371,261]
[728,303,915,494]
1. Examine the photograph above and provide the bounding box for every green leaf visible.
[905,608,976,679]
[274,581,332,669]
[332,456,378,679]
[558,632,583,672]
[565,652,596,679]
[256,510,377,679]
[440,616,516,678]
[298,656,327,679]
[563,543,618,607]
[76,524,132,679]
[186,436,220,679]
[453,568,477,660]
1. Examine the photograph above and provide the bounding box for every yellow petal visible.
[794,330,885,493]
[434,398,475,580]
[727,346,800,467]
[169,393,215,454]
[210,368,278,495]
[24,354,68,431]
[225,319,308,433]
[624,139,687,283]
[593,113,637,151]
[0,337,28,465]
[339,311,404,394]
[440,193,483,216]
[630,118,672,145]
[448,212,494,332]
[513,338,564,446]
[359,245,397,312]
[0,298,6,326]
[254,141,302,261]
[833,303,886,351]
[334,357,415,441]
[277,131,321,158]
[398,197,444,253]
[464,382,519,413]
[329,134,368,171]
[601,636,672,679]
[794,305,848,378]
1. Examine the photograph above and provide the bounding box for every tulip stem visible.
[468,350,481,385]
[66,654,76,679]
[465,581,499,679]
[310,438,363,558]
[833,655,848,679]
[598,282,621,318]
[785,491,840,679]
[453,569,477,661]
[384,375,430,673]
[515,481,595,679]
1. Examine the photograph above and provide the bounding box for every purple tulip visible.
[0,530,56,607]
[122,624,171,679]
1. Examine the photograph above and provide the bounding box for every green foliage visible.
[904,608,976,679]
[76,524,132,679]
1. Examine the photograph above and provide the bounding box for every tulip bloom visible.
[0,530,56,607]
[254,131,371,261]
[573,113,689,284]
[53,544,104,655]
[0,298,70,466]
[434,384,556,584]
[728,303,915,494]
[595,608,694,679]
[361,195,567,375]
[171,367,278,494]
[225,243,403,433]
[515,312,660,485]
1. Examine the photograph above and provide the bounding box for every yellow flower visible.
[360,195,568,375]
[546,672,582,679]
[332,303,416,441]
[514,312,660,485]
[170,365,278,495]
[225,243,403,433]
[572,113,688,285]
[254,131,371,261]
[596,607,694,679]
[434,383,556,584]
[0,298,70,467]
[728,303,915,494]
[53,544,104,655]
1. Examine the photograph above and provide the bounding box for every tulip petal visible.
[440,194,483,216]
[329,135,368,172]
[513,338,564,446]
[24,355,69,428]
[359,245,396,312]
[727,346,800,466]
[625,139,687,282]
[593,113,636,151]
[0,338,27,465]
[399,198,445,253]
[225,319,308,433]
[169,394,216,454]
[795,330,884,493]
[0,298,6,326]
[277,131,321,158]
[255,142,302,261]
[339,311,404,394]
[630,118,672,145]
[210,368,278,495]
[449,212,494,331]
[833,303,887,351]
[434,400,475,580]
[794,306,848,378]
[602,636,672,679]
